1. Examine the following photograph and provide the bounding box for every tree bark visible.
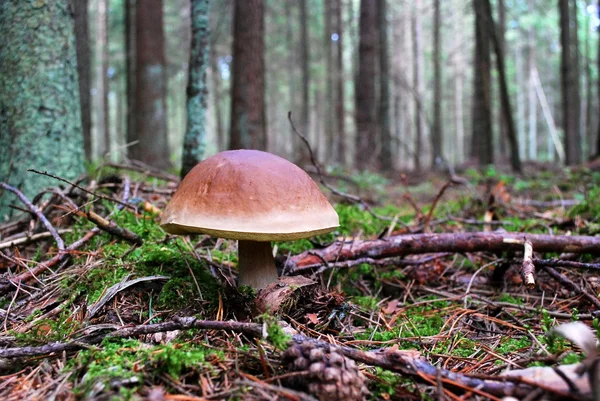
[95,0,110,158]
[597,0,600,157]
[298,0,310,163]
[72,0,92,162]
[287,232,600,271]
[431,0,443,168]
[324,0,334,161]
[333,0,346,166]
[134,0,170,169]
[181,0,210,178]
[471,0,493,165]
[125,0,136,159]
[412,0,425,172]
[355,0,377,170]
[497,0,508,158]
[229,0,267,151]
[482,0,522,172]
[0,0,85,218]
[559,0,581,165]
[378,0,392,171]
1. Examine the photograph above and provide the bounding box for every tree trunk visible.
[472,0,493,165]
[211,48,225,152]
[95,0,110,158]
[497,0,508,158]
[298,0,310,163]
[431,0,443,167]
[181,0,210,178]
[378,0,392,171]
[451,0,465,164]
[333,0,346,166]
[355,0,377,170]
[125,0,136,159]
[0,0,85,217]
[285,0,296,158]
[584,5,593,157]
[230,0,266,151]
[527,9,537,161]
[597,0,600,157]
[482,0,522,172]
[572,0,581,156]
[134,0,170,169]
[559,0,581,165]
[412,0,424,171]
[72,0,92,162]
[324,0,334,161]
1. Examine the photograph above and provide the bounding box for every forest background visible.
[0,0,598,213]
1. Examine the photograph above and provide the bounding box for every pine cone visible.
[281,341,368,401]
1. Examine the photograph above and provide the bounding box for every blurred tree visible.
[0,0,85,218]
[298,0,310,163]
[181,0,210,178]
[333,0,346,166]
[378,0,392,170]
[95,0,110,158]
[497,0,507,159]
[482,0,522,172]
[133,0,170,169]
[355,0,377,170]
[431,0,443,168]
[412,0,424,172]
[72,0,92,162]
[229,0,266,150]
[597,0,600,157]
[559,0,581,165]
[125,0,136,159]
[324,0,334,161]
[472,0,493,165]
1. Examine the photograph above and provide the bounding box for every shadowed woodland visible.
[2,0,600,400]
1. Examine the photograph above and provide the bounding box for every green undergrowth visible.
[61,208,220,313]
[67,338,223,399]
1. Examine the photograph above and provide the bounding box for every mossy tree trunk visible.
[0,0,85,219]
[181,0,210,178]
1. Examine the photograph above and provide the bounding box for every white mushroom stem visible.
[238,240,279,289]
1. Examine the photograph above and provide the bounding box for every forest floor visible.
[1,161,600,400]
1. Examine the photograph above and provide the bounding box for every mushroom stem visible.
[238,240,279,289]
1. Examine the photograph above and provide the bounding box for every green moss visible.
[495,336,532,354]
[67,338,221,398]
[266,320,291,351]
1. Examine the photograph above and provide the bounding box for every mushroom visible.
[160,149,339,289]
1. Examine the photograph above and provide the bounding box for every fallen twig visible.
[84,210,142,246]
[0,183,65,251]
[539,265,600,310]
[287,232,600,272]
[0,229,73,251]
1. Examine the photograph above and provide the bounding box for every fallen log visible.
[286,232,600,273]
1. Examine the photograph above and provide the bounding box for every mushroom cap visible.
[161,150,339,241]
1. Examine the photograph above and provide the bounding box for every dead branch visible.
[84,210,142,245]
[0,183,65,251]
[521,239,535,288]
[0,229,73,251]
[0,316,574,399]
[27,169,135,211]
[287,232,600,273]
[539,265,600,310]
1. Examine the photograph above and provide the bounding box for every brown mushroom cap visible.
[160,150,339,241]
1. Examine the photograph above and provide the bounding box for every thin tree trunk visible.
[125,0,136,156]
[472,0,493,165]
[181,0,210,178]
[412,0,423,172]
[431,0,443,167]
[572,0,581,156]
[333,0,346,166]
[378,0,392,171]
[451,0,464,164]
[298,0,310,163]
[597,0,600,157]
[229,0,266,151]
[95,0,110,158]
[560,0,581,165]
[72,0,92,162]
[134,0,170,169]
[527,5,537,160]
[355,0,377,170]
[497,0,507,158]
[584,7,592,157]
[482,0,522,172]
[324,0,334,161]
[516,45,526,160]
[285,0,296,158]
[211,49,224,152]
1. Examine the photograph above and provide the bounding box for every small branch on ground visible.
[521,239,535,288]
[423,181,452,232]
[84,210,142,246]
[0,183,65,251]
[27,169,135,211]
[539,265,600,310]
[287,232,600,272]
